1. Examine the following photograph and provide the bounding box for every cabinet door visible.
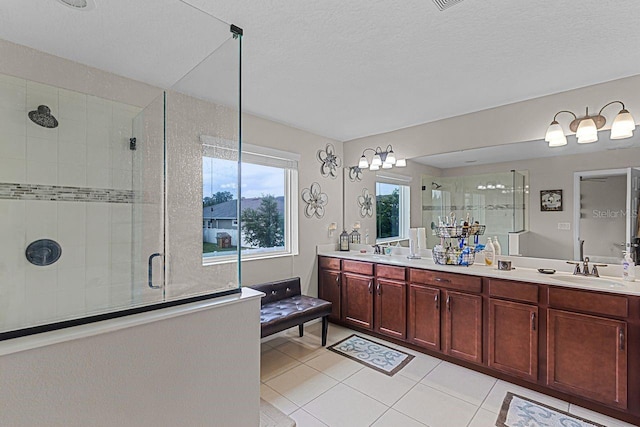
[319,268,341,321]
[407,284,440,351]
[547,309,627,409]
[444,290,482,364]
[488,299,538,381]
[342,272,374,330]
[374,278,407,339]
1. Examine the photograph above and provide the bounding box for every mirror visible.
[342,136,640,264]
[414,137,640,263]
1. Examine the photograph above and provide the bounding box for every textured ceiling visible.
[2,0,640,141]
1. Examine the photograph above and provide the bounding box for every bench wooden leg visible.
[298,323,304,337]
[321,316,329,346]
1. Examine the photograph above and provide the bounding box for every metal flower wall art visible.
[317,143,342,178]
[358,188,374,218]
[348,166,363,182]
[301,182,328,219]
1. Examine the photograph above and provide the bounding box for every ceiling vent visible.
[433,0,465,11]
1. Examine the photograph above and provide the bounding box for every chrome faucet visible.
[372,245,382,255]
[567,256,607,277]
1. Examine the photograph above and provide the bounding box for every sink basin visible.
[350,253,388,261]
[557,275,627,289]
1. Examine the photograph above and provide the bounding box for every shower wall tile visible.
[58,118,87,144]
[0,81,26,111]
[0,73,26,87]
[56,289,86,317]
[58,202,87,246]
[0,133,26,159]
[85,244,110,268]
[87,101,112,128]
[57,244,86,270]
[86,265,110,288]
[86,125,110,147]
[85,285,110,312]
[27,136,58,163]
[58,140,87,166]
[26,117,59,140]
[26,160,58,185]
[0,158,26,183]
[57,267,86,293]
[58,164,87,187]
[0,107,27,136]
[58,92,87,121]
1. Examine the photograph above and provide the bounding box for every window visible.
[376,172,411,243]
[201,137,299,263]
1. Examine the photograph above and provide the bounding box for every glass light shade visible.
[371,153,382,166]
[548,133,567,147]
[358,155,369,169]
[576,118,598,144]
[611,110,636,139]
[395,158,406,167]
[381,162,392,169]
[385,150,396,165]
[545,121,564,142]
[369,164,380,171]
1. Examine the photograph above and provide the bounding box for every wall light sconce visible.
[328,222,337,237]
[545,101,636,147]
[357,145,406,171]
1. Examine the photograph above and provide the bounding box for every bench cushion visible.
[260,298,332,338]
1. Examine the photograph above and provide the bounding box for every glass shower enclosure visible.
[422,171,526,253]
[0,1,242,339]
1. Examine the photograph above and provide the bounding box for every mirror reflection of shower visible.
[28,105,58,128]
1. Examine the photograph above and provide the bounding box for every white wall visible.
[0,293,261,427]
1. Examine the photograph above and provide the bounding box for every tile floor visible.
[260,322,635,427]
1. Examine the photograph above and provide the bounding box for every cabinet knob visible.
[446,295,451,312]
[620,329,625,351]
[377,282,381,295]
[368,281,372,294]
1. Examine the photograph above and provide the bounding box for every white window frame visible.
[375,172,411,244]
[201,136,299,265]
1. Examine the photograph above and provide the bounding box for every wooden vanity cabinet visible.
[546,288,628,409]
[318,256,342,321]
[407,284,441,351]
[374,265,407,340]
[341,260,375,330]
[408,269,483,364]
[487,279,539,382]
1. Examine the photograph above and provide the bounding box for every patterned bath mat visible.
[496,392,606,427]
[327,334,414,376]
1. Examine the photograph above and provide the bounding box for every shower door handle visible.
[148,253,162,289]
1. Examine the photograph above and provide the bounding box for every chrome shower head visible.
[28,105,58,129]
[432,182,442,190]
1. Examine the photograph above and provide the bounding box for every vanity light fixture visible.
[545,101,636,147]
[357,145,406,171]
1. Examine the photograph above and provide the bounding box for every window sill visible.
[202,251,297,266]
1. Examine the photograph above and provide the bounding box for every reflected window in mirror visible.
[376,182,410,242]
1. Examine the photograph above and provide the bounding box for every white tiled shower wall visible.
[0,73,141,331]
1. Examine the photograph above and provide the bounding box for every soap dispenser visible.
[493,236,502,256]
[485,238,495,266]
[623,251,635,282]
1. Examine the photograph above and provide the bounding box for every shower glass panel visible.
[422,171,526,252]
[0,1,240,338]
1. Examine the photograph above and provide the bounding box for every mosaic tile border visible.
[0,183,135,203]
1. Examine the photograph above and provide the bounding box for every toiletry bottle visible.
[493,236,502,256]
[485,238,495,266]
[622,251,635,282]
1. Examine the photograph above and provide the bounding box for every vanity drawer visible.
[548,287,628,318]
[376,264,406,281]
[343,260,374,276]
[408,269,482,293]
[319,256,341,270]
[488,279,538,304]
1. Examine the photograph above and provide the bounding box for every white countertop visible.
[318,246,640,297]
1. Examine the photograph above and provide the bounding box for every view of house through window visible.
[202,141,299,262]
[376,181,410,242]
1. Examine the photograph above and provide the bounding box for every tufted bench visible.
[250,277,332,346]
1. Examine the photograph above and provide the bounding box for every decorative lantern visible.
[349,229,361,244]
[339,229,350,251]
